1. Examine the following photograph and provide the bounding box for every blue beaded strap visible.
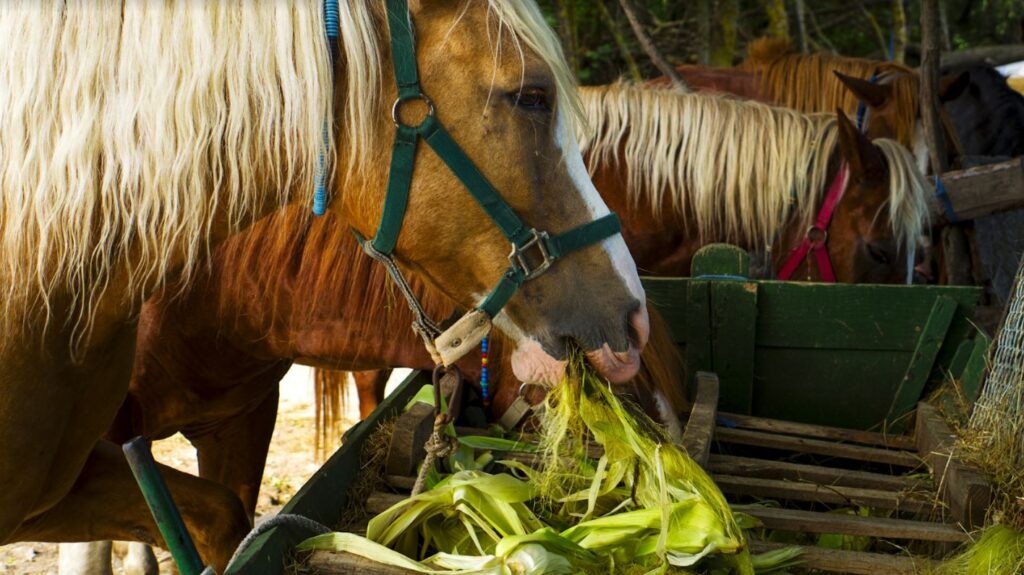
[480,337,490,405]
[313,0,340,216]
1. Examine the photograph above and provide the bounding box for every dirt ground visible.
[0,367,406,574]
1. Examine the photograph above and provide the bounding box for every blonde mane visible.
[740,38,919,147]
[577,82,929,256]
[0,1,577,349]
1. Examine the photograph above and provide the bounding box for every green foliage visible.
[534,0,1024,86]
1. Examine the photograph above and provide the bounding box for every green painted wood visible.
[642,277,689,342]
[685,280,712,398]
[226,370,431,575]
[751,348,912,430]
[711,281,758,413]
[886,297,959,429]
[948,339,976,379]
[690,243,750,278]
[960,334,991,404]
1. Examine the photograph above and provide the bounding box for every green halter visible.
[358,0,622,365]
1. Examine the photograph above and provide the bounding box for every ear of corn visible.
[300,357,795,573]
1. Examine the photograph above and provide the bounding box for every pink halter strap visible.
[776,164,850,283]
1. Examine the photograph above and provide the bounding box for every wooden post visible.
[617,0,687,90]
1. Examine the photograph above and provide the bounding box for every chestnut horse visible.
[578,82,931,281]
[661,39,970,173]
[2,2,648,570]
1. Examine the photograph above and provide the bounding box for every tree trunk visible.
[617,0,687,89]
[920,0,946,174]
[794,0,810,53]
[695,0,712,65]
[712,0,740,66]
[938,0,953,51]
[891,0,907,63]
[763,0,790,40]
[553,0,577,73]
[596,0,643,82]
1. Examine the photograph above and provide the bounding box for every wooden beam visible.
[707,455,931,492]
[717,413,917,450]
[714,427,923,468]
[742,507,967,542]
[750,541,932,575]
[367,492,406,515]
[713,475,934,513]
[682,372,719,467]
[915,403,992,529]
[928,158,1024,222]
[887,296,958,429]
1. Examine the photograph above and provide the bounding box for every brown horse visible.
[2,2,647,570]
[659,39,970,173]
[578,82,931,282]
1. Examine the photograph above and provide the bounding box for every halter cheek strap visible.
[777,164,850,283]
[350,0,620,365]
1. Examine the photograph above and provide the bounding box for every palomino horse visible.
[578,82,931,281]
[2,2,648,570]
[661,38,970,173]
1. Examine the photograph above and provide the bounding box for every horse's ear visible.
[836,109,885,182]
[834,71,889,108]
[939,71,970,103]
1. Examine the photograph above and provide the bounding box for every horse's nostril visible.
[628,304,650,351]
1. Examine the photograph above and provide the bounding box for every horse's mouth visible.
[510,338,642,386]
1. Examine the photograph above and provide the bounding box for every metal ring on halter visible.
[517,381,548,397]
[432,364,464,424]
[806,225,828,248]
[392,94,436,129]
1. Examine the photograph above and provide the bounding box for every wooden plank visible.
[750,541,931,575]
[685,280,713,386]
[717,413,917,450]
[713,475,934,513]
[928,157,1024,222]
[707,455,930,492]
[308,551,419,575]
[959,335,990,405]
[887,296,959,428]
[714,428,923,468]
[710,280,758,414]
[742,507,967,542]
[226,371,430,575]
[690,243,750,277]
[682,372,719,467]
[915,403,992,530]
[368,492,406,515]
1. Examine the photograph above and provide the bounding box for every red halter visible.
[776,164,850,283]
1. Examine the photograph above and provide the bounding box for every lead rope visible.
[411,365,465,496]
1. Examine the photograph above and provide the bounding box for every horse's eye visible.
[866,243,892,265]
[512,88,550,112]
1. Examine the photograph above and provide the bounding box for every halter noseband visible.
[325,0,622,365]
[776,164,849,283]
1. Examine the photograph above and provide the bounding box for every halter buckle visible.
[392,94,436,129]
[509,229,554,281]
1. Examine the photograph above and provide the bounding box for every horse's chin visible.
[510,338,641,386]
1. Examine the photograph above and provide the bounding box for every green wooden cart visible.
[225,243,991,574]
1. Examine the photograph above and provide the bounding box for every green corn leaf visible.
[458,435,539,452]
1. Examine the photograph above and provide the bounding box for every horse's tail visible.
[741,36,795,68]
[313,368,348,461]
[634,302,689,439]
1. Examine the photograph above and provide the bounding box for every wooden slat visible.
[690,243,750,277]
[713,475,934,513]
[742,507,967,542]
[750,541,931,575]
[711,280,758,414]
[308,551,418,574]
[714,428,923,468]
[368,492,406,515]
[682,372,719,467]
[887,296,958,428]
[685,280,712,377]
[929,157,1024,221]
[717,413,916,450]
[959,335,990,404]
[915,403,992,529]
[708,455,930,492]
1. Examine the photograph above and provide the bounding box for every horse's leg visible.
[353,370,390,419]
[190,387,279,520]
[0,323,137,541]
[122,542,159,575]
[13,440,250,572]
[58,542,114,575]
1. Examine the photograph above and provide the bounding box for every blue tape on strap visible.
[324,0,340,39]
[694,274,749,281]
[855,73,879,133]
[934,176,958,223]
[313,0,340,216]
